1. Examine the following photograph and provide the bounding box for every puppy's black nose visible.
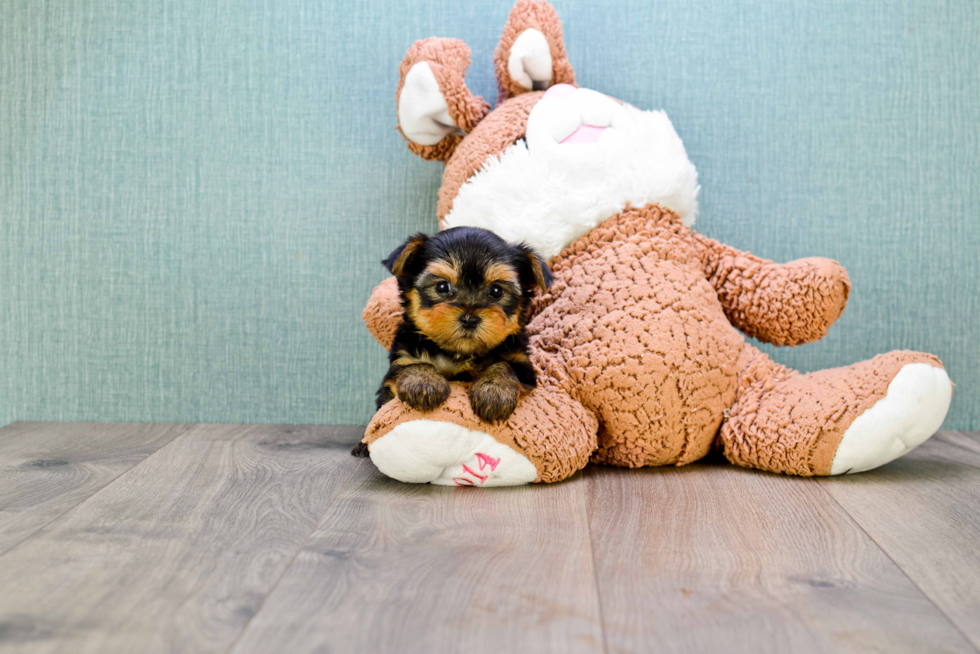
[459,313,481,330]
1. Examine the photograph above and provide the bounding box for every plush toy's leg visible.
[362,379,598,486]
[720,345,952,476]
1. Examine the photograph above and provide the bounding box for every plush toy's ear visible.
[521,244,554,293]
[383,233,428,277]
[494,0,576,104]
[396,38,491,163]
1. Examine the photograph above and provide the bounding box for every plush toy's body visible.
[360,0,953,486]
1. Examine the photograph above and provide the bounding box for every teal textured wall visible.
[1,0,977,428]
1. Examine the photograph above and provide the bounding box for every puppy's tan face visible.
[408,256,525,356]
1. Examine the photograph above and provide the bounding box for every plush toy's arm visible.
[691,233,851,346]
[362,277,403,350]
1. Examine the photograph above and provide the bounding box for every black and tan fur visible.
[371,227,552,432]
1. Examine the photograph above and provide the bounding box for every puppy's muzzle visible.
[458,313,482,331]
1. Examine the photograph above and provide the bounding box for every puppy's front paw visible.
[397,366,451,412]
[469,378,520,423]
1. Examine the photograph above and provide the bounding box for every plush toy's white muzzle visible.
[443,86,700,260]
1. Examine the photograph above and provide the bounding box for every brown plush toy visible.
[359,0,953,486]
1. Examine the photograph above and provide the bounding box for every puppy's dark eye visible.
[487,284,503,299]
[435,281,451,296]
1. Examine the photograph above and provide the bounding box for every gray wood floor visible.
[0,423,978,654]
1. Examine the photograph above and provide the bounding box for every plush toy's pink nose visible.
[541,83,608,145]
[561,124,606,145]
[543,83,576,100]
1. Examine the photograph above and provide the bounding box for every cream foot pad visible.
[369,420,538,486]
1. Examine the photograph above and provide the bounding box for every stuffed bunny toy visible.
[358,0,952,486]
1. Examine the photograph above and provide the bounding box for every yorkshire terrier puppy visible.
[352,227,552,458]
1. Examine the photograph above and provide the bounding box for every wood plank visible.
[935,429,980,457]
[0,424,363,654]
[230,466,605,654]
[0,422,189,554]
[586,459,976,654]
[819,430,980,650]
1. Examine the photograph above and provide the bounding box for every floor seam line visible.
[583,469,612,654]
[813,477,980,653]
[0,423,193,559]
[222,456,366,654]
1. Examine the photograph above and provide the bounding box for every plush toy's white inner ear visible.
[398,62,463,146]
[508,28,553,90]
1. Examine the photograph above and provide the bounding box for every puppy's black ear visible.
[383,233,428,277]
[520,244,553,293]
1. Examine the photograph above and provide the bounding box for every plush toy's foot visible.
[369,420,538,486]
[363,382,598,485]
[721,347,952,476]
[829,363,952,474]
